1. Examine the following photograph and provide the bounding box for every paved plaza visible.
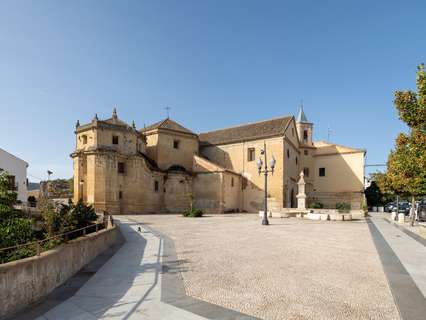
[132,214,399,320]
[21,213,426,320]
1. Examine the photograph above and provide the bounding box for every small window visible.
[173,140,180,149]
[296,157,298,165]
[291,128,294,136]
[118,162,125,174]
[287,149,290,158]
[304,150,308,156]
[231,177,234,187]
[82,135,88,144]
[303,167,310,177]
[303,130,308,141]
[154,180,159,192]
[112,136,119,145]
[319,167,326,177]
[248,148,255,162]
[119,191,123,199]
[8,176,16,190]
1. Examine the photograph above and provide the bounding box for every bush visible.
[336,202,351,212]
[0,217,33,249]
[27,196,37,207]
[183,208,203,217]
[311,202,324,209]
[40,198,98,237]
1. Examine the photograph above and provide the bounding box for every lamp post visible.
[257,141,276,225]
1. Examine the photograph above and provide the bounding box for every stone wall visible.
[201,136,286,212]
[0,226,121,319]
[193,172,222,214]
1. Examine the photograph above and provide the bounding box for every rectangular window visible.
[319,167,326,177]
[119,191,123,199]
[303,167,310,177]
[8,175,16,190]
[118,162,125,174]
[82,135,88,144]
[295,156,298,165]
[154,180,159,192]
[247,148,255,162]
[303,130,308,141]
[231,177,234,187]
[173,140,180,149]
[304,150,308,156]
[287,149,290,158]
[112,136,119,145]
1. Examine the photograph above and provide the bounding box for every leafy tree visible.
[40,198,97,236]
[367,172,395,206]
[69,199,97,228]
[0,172,33,250]
[385,64,426,225]
[365,181,382,207]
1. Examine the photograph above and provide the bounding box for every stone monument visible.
[297,171,306,210]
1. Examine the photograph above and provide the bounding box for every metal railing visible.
[0,219,111,261]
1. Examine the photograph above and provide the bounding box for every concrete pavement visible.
[34,217,254,320]
[36,218,209,320]
[368,213,426,320]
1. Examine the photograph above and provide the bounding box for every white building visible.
[0,148,28,203]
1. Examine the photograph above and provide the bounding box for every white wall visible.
[0,148,28,202]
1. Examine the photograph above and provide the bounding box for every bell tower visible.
[296,105,313,146]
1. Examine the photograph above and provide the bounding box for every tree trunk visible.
[411,195,416,226]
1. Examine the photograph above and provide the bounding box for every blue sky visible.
[0,0,425,180]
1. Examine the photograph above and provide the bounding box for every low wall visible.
[0,226,121,319]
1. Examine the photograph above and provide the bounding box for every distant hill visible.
[40,178,73,199]
[27,182,40,191]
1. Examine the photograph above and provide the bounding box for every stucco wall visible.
[0,226,121,320]
[311,152,365,209]
[0,148,28,202]
[313,152,364,193]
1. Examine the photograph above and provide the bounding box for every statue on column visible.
[297,171,307,210]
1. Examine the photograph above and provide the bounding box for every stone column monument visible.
[296,171,306,210]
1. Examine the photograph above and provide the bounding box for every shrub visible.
[40,198,98,237]
[336,202,351,212]
[183,208,203,217]
[311,202,324,209]
[27,196,37,207]
[70,199,97,228]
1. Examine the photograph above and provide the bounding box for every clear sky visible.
[1,0,425,181]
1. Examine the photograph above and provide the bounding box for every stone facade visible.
[72,108,365,214]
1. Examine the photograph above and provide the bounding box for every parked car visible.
[392,203,411,215]
[418,203,426,222]
[385,202,395,213]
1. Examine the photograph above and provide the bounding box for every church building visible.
[71,108,365,214]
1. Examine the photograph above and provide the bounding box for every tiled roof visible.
[199,116,293,146]
[141,118,196,135]
[103,117,129,127]
[314,141,366,155]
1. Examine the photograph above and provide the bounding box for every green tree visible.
[365,181,382,207]
[0,172,33,251]
[385,64,426,225]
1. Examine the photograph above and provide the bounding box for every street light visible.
[257,141,276,225]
